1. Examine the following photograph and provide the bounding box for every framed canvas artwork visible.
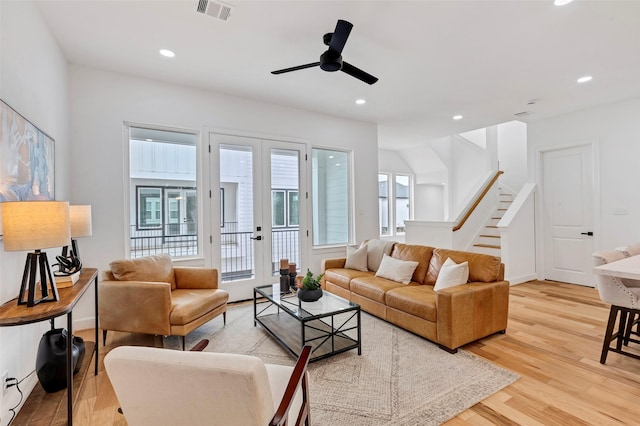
[0,100,55,201]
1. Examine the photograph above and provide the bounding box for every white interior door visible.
[542,144,596,286]
[210,133,305,301]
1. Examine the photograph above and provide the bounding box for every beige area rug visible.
[167,303,519,426]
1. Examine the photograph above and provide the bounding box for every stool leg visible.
[601,306,619,364]
[617,310,628,351]
[624,311,636,346]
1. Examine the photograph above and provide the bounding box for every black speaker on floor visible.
[36,328,86,393]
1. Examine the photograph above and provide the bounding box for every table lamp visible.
[57,205,92,274]
[1,201,71,307]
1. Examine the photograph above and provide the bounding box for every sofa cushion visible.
[433,258,469,291]
[170,289,228,325]
[345,245,368,271]
[390,243,434,284]
[350,276,405,303]
[324,269,372,290]
[375,254,419,285]
[386,286,437,322]
[110,254,176,290]
[364,239,395,272]
[425,249,502,286]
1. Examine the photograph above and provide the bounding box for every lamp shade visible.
[70,205,92,238]
[2,201,71,251]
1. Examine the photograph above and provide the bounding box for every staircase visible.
[471,188,513,256]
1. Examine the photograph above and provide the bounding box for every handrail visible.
[452,170,503,232]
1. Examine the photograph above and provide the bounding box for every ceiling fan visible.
[271,19,378,85]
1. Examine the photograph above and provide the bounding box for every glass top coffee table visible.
[253,284,361,362]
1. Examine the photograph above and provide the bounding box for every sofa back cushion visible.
[390,243,434,284]
[364,239,395,272]
[425,249,503,285]
[110,254,176,290]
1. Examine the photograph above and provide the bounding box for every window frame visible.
[378,172,413,237]
[311,147,353,248]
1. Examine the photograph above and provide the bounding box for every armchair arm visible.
[269,345,311,426]
[99,280,172,336]
[174,267,219,290]
[321,257,346,272]
[436,280,510,351]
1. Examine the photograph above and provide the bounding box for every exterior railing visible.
[130,223,299,281]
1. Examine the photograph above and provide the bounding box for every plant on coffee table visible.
[297,269,324,302]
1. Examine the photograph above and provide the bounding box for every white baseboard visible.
[73,316,97,332]
[507,273,538,285]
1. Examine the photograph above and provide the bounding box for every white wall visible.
[528,97,640,261]
[68,65,379,309]
[0,2,70,423]
[414,184,445,221]
[498,121,527,193]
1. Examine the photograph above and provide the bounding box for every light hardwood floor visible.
[69,280,640,425]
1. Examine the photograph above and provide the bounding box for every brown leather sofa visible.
[99,254,229,350]
[322,243,509,353]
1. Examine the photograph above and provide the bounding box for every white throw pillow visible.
[345,245,368,271]
[375,254,419,285]
[434,257,470,291]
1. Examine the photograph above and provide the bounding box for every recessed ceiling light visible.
[554,0,574,5]
[355,99,366,105]
[159,49,175,58]
[577,75,593,83]
[145,138,153,142]
[453,115,463,120]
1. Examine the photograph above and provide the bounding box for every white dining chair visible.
[593,251,640,364]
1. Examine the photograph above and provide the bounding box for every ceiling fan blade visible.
[341,62,378,85]
[271,62,320,75]
[329,19,353,54]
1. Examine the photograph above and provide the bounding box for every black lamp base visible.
[18,250,59,307]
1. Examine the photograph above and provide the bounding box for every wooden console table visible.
[0,268,98,426]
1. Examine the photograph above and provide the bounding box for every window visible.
[378,174,389,236]
[312,148,350,246]
[272,189,299,228]
[128,126,199,258]
[378,173,412,236]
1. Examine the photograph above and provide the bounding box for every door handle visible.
[581,232,594,236]
[251,235,262,241]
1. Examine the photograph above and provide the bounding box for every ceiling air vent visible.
[514,111,533,117]
[196,0,232,21]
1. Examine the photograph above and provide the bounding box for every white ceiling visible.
[35,0,640,150]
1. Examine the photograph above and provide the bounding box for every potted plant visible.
[297,269,324,302]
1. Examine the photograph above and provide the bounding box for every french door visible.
[210,133,306,301]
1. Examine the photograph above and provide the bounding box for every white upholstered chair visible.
[615,243,640,258]
[592,251,640,364]
[105,344,311,426]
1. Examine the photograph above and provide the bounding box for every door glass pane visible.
[312,149,349,246]
[288,191,299,226]
[395,175,410,234]
[220,144,254,281]
[272,191,285,227]
[378,174,389,236]
[271,148,299,274]
[129,127,198,258]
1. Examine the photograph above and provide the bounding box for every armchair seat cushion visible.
[170,289,229,325]
[386,286,437,322]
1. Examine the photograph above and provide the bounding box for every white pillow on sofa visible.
[345,245,368,271]
[375,254,419,285]
[434,257,469,291]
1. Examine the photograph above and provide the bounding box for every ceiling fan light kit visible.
[271,19,378,85]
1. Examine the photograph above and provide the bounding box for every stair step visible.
[479,234,500,238]
[486,225,498,228]
[491,217,502,219]
[474,243,501,249]
[497,209,508,211]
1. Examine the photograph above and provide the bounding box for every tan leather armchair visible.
[99,254,229,350]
